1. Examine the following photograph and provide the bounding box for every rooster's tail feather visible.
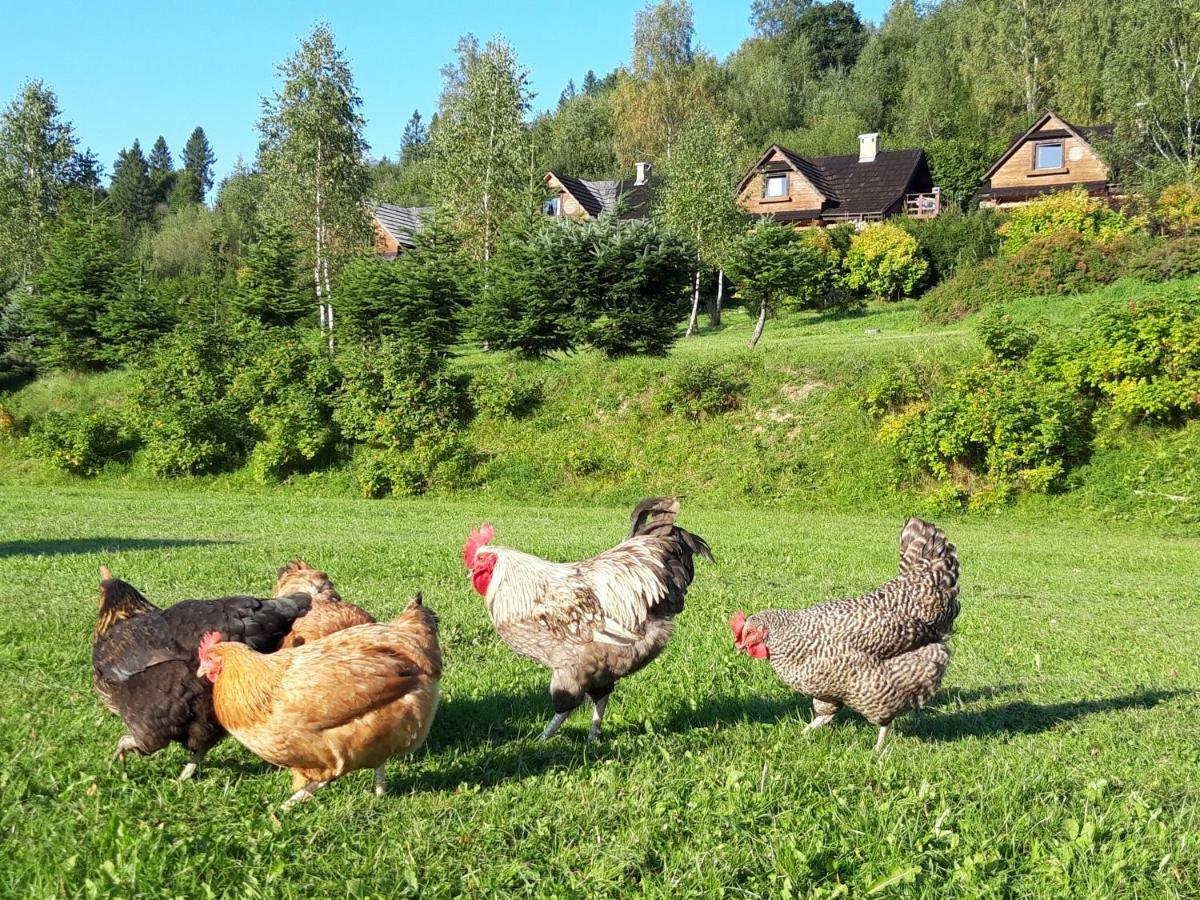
[899,518,957,594]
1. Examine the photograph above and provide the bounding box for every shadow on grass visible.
[0,537,235,558]
[428,686,554,750]
[909,690,1188,742]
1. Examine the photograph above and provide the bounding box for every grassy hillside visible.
[1,487,1196,896]
[3,278,1199,523]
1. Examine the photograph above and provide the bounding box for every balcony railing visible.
[904,190,942,219]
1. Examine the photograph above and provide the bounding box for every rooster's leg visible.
[178,749,207,782]
[374,766,387,797]
[805,714,836,732]
[111,734,139,766]
[282,779,328,810]
[538,712,571,741]
[872,725,891,755]
[806,699,841,732]
[588,695,609,742]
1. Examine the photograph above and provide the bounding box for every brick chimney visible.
[635,161,652,185]
[858,132,878,164]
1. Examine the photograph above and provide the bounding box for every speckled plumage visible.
[735,518,959,746]
[91,574,311,773]
[477,497,713,737]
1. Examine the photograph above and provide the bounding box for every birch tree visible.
[258,23,370,342]
[0,81,76,289]
[430,35,531,263]
[656,109,746,333]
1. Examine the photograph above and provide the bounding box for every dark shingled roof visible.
[372,203,430,249]
[740,144,934,221]
[547,171,657,220]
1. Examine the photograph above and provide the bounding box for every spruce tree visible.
[558,79,577,109]
[582,70,599,95]
[182,126,216,202]
[400,110,428,163]
[109,139,154,237]
[148,135,175,207]
[229,223,309,327]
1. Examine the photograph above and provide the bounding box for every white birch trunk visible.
[685,263,701,337]
[712,269,724,327]
[748,299,767,348]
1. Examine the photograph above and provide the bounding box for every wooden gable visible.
[984,113,1110,192]
[737,147,826,219]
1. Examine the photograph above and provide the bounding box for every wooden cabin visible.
[371,203,429,258]
[543,164,656,221]
[736,134,940,227]
[977,112,1115,208]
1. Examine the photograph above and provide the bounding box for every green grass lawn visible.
[2,484,1197,897]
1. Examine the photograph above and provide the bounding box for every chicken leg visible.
[282,779,329,810]
[374,766,387,797]
[111,734,139,766]
[806,699,842,732]
[588,695,609,742]
[538,711,571,741]
[178,749,207,782]
[873,725,891,755]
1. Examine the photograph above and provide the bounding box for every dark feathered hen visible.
[464,498,713,740]
[731,518,959,754]
[91,567,311,780]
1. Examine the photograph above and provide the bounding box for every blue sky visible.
[2,0,891,186]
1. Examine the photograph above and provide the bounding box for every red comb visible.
[198,631,222,659]
[729,611,747,643]
[463,523,495,569]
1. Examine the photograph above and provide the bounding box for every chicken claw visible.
[281,779,328,810]
[374,766,387,797]
[111,734,139,766]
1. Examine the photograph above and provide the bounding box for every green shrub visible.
[1123,236,1200,283]
[999,187,1143,254]
[844,222,928,301]
[469,367,544,420]
[918,258,1010,323]
[657,360,749,420]
[899,208,1002,285]
[29,409,139,475]
[229,224,309,328]
[974,311,1040,364]
[131,323,263,476]
[1154,182,1200,236]
[884,363,1091,497]
[1077,285,1200,425]
[1003,230,1119,296]
[335,341,474,496]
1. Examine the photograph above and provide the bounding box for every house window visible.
[543,196,561,216]
[1033,142,1064,170]
[764,173,788,198]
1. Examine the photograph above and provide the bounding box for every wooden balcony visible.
[904,190,942,219]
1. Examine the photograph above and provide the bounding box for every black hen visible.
[91,567,311,780]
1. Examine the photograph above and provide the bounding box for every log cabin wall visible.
[737,150,825,217]
[988,114,1109,191]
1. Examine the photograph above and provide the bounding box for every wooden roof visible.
[545,171,656,220]
[372,203,430,249]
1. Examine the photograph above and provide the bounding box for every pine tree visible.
[0,80,76,287]
[258,23,371,344]
[182,126,216,202]
[400,110,428,163]
[148,135,175,208]
[229,223,309,327]
[558,79,577,109]
[582,70,599,95]
[109,139,154,237]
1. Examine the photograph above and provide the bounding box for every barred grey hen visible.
[731,518,959,753]
[464,497,713,741]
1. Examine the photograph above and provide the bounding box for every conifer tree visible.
[182,126,216,202]
[230,223,309,327]
[109,139,154,236]
[148,135,175,207]
[400,110,428,163]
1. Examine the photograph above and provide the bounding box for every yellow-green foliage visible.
[999,187,1144,254]
[844,222,928,301]
[1155,182,1200,236]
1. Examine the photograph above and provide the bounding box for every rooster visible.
[273,558,375,648]
[464,497,712,741]
[731,518,959,754]
[91,567,310,780]
[197,594,442,808]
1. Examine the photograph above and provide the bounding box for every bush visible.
[884,363,1091,496]
[657,360,749,420]
[899,208,1002,285]
[131,323,264,476]
[334,212,470,351]
[1154,182,1200,236]
[999,187,1143,254]
[1003,230,1119,296]
[335,341,474,496]
[918,258,1010,323]
[469,367,544,420]
[230,224,309,328]
[29,409,139,475]
[1122,236,1200,283]
[974,310,1040,364]
[844,222,928,301]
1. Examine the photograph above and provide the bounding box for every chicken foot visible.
[538,711,571,741]
[587,696,609,743]
[873,725,891,756]
[806,699,842,733]
[282,779,329,810]
[111,734,139,766]
[374,766,387,797]
[177,749,208,782]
